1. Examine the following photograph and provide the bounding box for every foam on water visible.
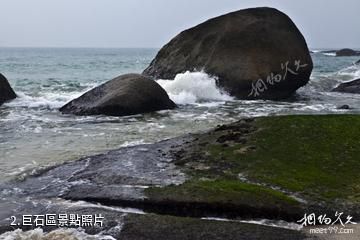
[336,64,360,79]
[59,199,145,215]
[119,140,147,147]
[4,91,86,110]
[0,228,116,240]
[157,71,233,105]
[322,52,336,57]
[201,217,302,231]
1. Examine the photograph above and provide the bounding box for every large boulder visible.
[332,78,360,94]
[355,59,360,65]
[60,74,176,116]
[143,7,313,100]
[0,73,16,106]
[336,48,360,57]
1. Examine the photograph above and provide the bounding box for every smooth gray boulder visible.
[143,7,313,100]
[60,73,176,116]
[0,73,16,106]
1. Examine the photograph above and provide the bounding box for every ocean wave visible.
[322,52,336,57]
[336,65,360,79]
[156,71,233,105]
[4,91,86,110]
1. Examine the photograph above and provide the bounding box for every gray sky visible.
[0,0,359,49]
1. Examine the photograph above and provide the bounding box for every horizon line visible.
[1,46,360,50]
[0,46,161,49]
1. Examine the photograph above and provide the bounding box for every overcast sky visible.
[0,0,359,49]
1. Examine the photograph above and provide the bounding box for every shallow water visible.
[0,48,360,184]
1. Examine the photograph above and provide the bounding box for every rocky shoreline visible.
[0,114,359,239]
[1,5,359,239]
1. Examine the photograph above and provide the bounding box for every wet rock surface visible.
[0,199,312,240]
[332,78,360,94]
[337,104,351,110]
[0,73,16,106]
[0,137,187,202]
[336,48,360,57]
[60,73,176,116]
[119,214,309,240]
[0,136,311,239]
[144,115,360,221]
[1,115,359,239]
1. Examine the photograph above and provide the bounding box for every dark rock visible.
[0,203,311,240]
[356,59,360,65]
[119,214,310,240]
[0,73,16,106]
[337,105,350,110]
[60,73,176,116]
[0,137,188,202]
[216,133,247,144]
[336,48,360,57]
[332,78,360,94]
[143,7,313,100]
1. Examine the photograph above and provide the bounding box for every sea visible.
[0,47,359,239]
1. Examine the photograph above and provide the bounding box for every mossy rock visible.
[120,213,309,240]
[146,115,360,220]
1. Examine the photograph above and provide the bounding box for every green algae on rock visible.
[146,115,360,219]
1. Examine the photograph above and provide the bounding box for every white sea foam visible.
[4,91,84,109]
[120,140,146,147]
[0,228,116,240]
[322,52,336,57]
[352,69,360,78]
[202,218,302,231]
[59,199,145,215]
[335,65,360,80]
[297,104,336,111]
[156,71,233,105]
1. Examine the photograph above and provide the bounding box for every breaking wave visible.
[336,64,360,80]
[156,71,233,105]
[0,227,116,240]
[4,91,85,110]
